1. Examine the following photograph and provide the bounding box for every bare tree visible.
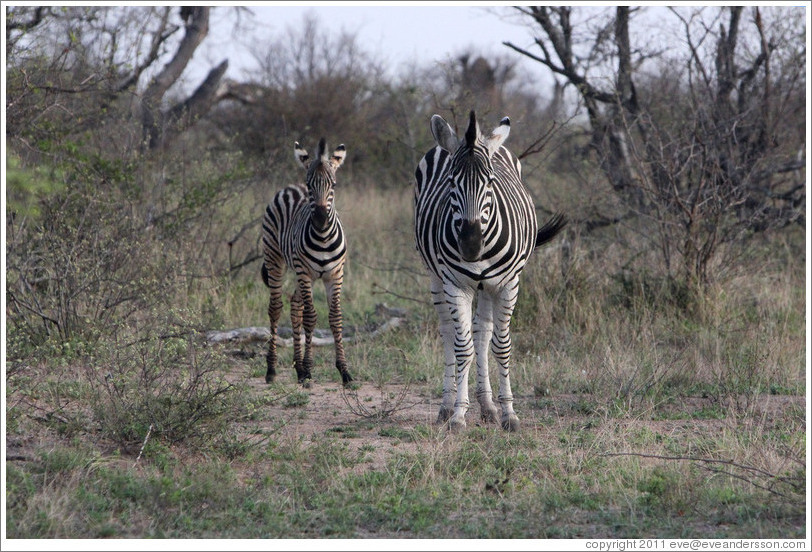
[505,6,806,292]
[216,14,389,167]
[5,6,240,151]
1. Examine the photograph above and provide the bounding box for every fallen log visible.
[205,317,406,348]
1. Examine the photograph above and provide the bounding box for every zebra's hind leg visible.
[325,274,353,386]
[290,287,308,386]
[473,290,499,424]
[493,280,521,431]
[264,263,285,384]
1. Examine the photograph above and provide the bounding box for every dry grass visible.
[6,183,806,539]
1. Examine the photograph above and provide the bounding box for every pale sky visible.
[190,4,554,86]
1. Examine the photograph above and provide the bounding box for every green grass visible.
[6,420,805,538]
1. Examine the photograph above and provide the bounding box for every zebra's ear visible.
[330,144,346,169]
[430,114,459,153]
[485,117,510,156]
[294,141,310,169]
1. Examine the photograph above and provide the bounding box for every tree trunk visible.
[140,7,226,150]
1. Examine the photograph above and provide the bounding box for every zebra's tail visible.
[535,212,568,249]
[260,262,270,288]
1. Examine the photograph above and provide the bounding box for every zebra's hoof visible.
[341,371,353,386]
[448,415,467,433]
[436,406,453,424]
[299,378,312,389]
[480,404,499,424]
[265,373,276,384]
[501,415,520,432]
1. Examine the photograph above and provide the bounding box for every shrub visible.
[85,312,240,450]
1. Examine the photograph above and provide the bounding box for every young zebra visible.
[261,138,353,386]
[414,111,566,431]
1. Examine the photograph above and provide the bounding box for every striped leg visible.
[298,276,317,384]
[446,282,476,431]
[473,290,499,423]
[493,278,520,431]
[325,272,352,385]
[431,276,457,423]
[264,262,286,384]
[290,287,306,384]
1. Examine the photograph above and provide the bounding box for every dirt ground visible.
[235,368,806,477]
[239,374,444,470]
[7,356,804,481]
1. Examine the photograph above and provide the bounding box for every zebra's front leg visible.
[290,287,306,384]
[492,279,521,431]
[473,290,499,424]
[431,277,456,423]
[446,284,476,432]
[265,263,285,384]
[325,273,352,386]
[298,277,317,385]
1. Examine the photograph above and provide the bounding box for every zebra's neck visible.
[308,212,340,239]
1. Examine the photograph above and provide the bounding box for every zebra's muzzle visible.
[458,219,483,262]
[312,204,329,231]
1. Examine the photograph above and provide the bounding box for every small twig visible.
[602,451,803,499]
[603,452,777,479]
[132,423,153,469]
[227,216,262,247]
[354,259,430,278]
[341,382,421,421]
[371,283,430,305]
[229,252,262,273]
[516,120,559,160]
[341,349,422,420]
[7,455,31,462]
[698,464,791,500]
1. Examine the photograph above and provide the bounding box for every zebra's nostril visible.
[458,219,483,262]
[313,205,329,226]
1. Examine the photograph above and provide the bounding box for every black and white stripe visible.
[414,110,566,431]
[262,138,352,386]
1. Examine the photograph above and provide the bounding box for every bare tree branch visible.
[141,7,226,150]
[113,7,177,94]
[158,59,229,147]
[516,120,559,160]
[602,451,804,499]
[509,6,805,291]
[143,7,209,104]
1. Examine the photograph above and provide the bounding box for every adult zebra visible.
[414,111,566,431]
[261,138,353,386]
